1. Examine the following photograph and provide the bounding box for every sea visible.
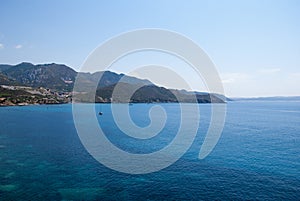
[0,101,299,200]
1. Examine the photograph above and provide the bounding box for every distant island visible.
[0,62,226,106]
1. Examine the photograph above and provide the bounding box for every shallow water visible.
[0,102,299,200]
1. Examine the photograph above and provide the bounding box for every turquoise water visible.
[0,102,299,200]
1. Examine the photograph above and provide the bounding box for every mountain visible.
[75,71,152,92]
[72,82,225,103]
[0,62,226,104]
[1,62,77,91]
[1,63,152,92]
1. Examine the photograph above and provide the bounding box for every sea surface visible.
[0,102,299,200]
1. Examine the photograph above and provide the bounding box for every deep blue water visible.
[0,102,299,200]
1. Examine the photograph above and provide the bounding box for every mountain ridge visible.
[0,62,226,105]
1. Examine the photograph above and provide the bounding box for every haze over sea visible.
[0,101,299,200]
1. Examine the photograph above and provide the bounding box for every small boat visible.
[99,112,103,115]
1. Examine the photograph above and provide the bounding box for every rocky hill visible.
[1,62,77,91]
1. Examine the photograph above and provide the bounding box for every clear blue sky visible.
[0,0,299,97]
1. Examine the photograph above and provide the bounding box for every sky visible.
[0,0,300,97]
